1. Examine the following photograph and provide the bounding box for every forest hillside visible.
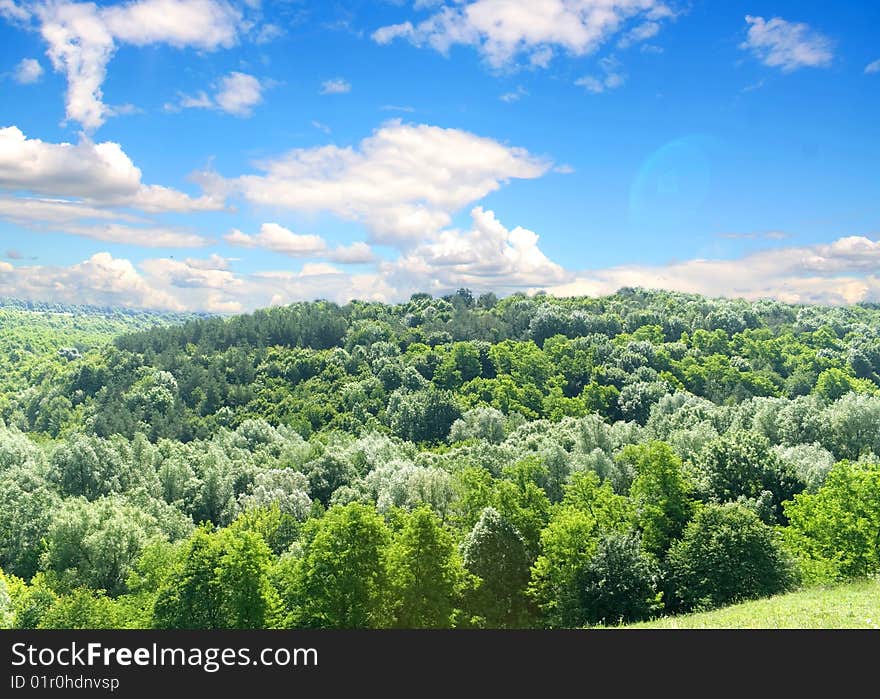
[2,288,879,629]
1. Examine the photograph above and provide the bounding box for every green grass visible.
[621,579,880,629]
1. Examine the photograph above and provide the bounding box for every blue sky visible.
[0,0,878,312]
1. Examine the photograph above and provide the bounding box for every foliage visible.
[153,526,278,629]
[386,507,466,628]
[575,532,660,626]
[462,507,533,628]
[5,289,880,628]
[667,503,796,611]
[783,461,880,583]
[282,503,391,628]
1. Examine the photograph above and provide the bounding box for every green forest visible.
[1,287,879,629]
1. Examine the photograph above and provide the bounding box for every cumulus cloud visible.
[140,255,242,291]
[12,57,43,83]
[225,223,376,263]
[385,206,571,295]
[0,126,223,212]
[172,72,266,117]
[32,0,242,130]
[0,252,184,309]
[101,0,239,48]
[0,251,391,311]
[550,236,880,305]
[8,231,880,313]
[211,120,551,245]
[214,72,263,116]
[320,78,351,94]
[226,223,329,256]
[328,241,375,264]
[0,126,221,248]
[372,0,675,68]
[740,16,833,73]
[865,59,880,75]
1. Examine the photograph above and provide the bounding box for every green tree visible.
[695,430,803,519]
[528,507,601,628]
[461,507,532,628]
[623,442,695,558]
[153,527,223,629]
[216,530,279,628]
[0,464,58,579]
[387,387,462,443]
[387,507,465,628]
[783,460,880,582]
[285,503,391,628]
[575,532,659,626]
[667,503,795,611]
[494,458,552,561]
[812,368,857,402]
[41,496,163,596]
[39,588,121,629]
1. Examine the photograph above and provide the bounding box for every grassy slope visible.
[622,579,880,629]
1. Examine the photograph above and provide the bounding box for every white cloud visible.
[140,255,242,291]
[385,206,571,295]
[0,195,139,225]
[9,232,880,313]
[0,0,31,23]
[225,223,376,263]
[101,0,239,48]
[312,120,332,134]
[60,223,207,247]
[617,20,660,49]
[12,57,43,84]
[865,59,880,75]
[500,85,528,102]
[0,126,222,212]
[328,241,375,264]
[372,0,674,68]
[740,15,833,73]
[171,72,266,117]
[177,91,213,110]
[226,223,329,256]
[124,184,224,213]
[33,0,242,130]
[255,22,284,44]
[372,21,415,44]
[0,251,384,311]
[575,56,626,93]
[320,78,351,94]
[550,235,880,305]
[0,252,185,310]
[213,120,551,245]
[214,72,264,116]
